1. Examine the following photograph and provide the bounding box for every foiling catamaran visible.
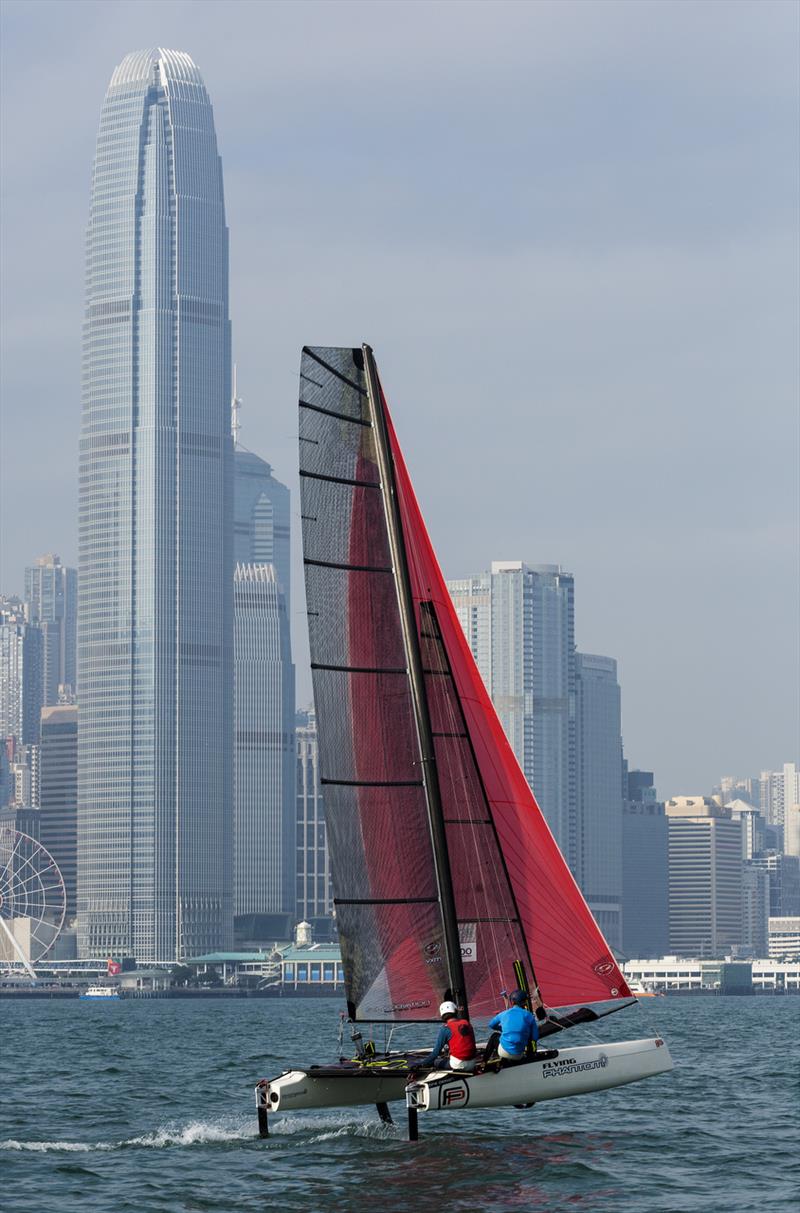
[256,345,672,1139]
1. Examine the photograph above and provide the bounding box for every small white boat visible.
[80,984,121,1000]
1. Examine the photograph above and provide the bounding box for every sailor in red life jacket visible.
[418,1001,478,1072]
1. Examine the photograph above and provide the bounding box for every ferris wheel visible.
[0,827,66,974]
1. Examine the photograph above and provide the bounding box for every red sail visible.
[381,387,633,1011]
[299,346,631,1022]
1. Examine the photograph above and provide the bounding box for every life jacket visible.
[447,1018,477,1060]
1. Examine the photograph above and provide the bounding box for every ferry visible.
[79,985,121,1000]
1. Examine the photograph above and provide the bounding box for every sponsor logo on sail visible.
[423,933,477,964]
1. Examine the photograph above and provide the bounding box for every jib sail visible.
[299,345,632,1023]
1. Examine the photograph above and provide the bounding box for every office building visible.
[751,852,800,918]
[447,562,576,866]
[741,862,770,956]
[767,917,800,961]
[622,769,668,958]
[295,709,332,923]
[78,49,233,961]
[24,555,77,704]
[665,797,742,957]
[39,705,78,920]
[233,564,295,916]
[575,653,623,950]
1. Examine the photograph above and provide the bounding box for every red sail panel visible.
[299,347,448,1020]
[381,388,632,1010]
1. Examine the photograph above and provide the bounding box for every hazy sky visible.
[1,0,797,797]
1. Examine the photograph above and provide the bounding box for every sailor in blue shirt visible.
[487,989,539,1061]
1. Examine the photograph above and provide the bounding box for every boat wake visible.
[269,1111,399,1142]
[0,1115,254,1153]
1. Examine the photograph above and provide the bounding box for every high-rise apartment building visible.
[447,562,576,864]
[447,574,492,687]
[575,653,623,950]
[78,49,233,961]
[233,564,295,916]
[759,764,799,831]
[665,797,742,956]
[0,604,42,745]
[295,709,332,922]
[622,769,669,958]
[24,555,77,704]
[39,705,78,921]
[716,774,760,805]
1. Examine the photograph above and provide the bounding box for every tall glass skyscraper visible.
[78,49,233,962]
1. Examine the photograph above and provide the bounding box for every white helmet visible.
[439,1001,458,1017]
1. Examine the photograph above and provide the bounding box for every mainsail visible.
[299,346,632,1024]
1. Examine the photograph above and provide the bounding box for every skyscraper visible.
[447,562,576,865]
[39,706,78,920]
[665,797,742,956]
[24,555,77,704]
[78,49,233,961]
[575,653,623,949]
[622,798,669,958]
[233,564,295,916]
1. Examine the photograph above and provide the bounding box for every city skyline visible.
[1,0,798,798]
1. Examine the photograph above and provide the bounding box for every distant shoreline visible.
[2,986,797,1000]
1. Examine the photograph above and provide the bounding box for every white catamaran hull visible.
[258,1037,672,1131]
[260,1066,410,1114]
[407,1037,672,1113]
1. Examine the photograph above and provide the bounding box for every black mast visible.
[362,343,468,1016]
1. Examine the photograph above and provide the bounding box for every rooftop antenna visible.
[231,363,242,446]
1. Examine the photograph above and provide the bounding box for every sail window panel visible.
[433,733,488,823]
[299,396,377,483]
[311,668,420,785]
[305,565,406,672]
[300,477,391,569]
[445,820,519,924]
[324,784,437,903]
[424,668,468,737]
[300,347,368,422]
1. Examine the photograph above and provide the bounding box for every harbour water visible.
[1,996,797,1212]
